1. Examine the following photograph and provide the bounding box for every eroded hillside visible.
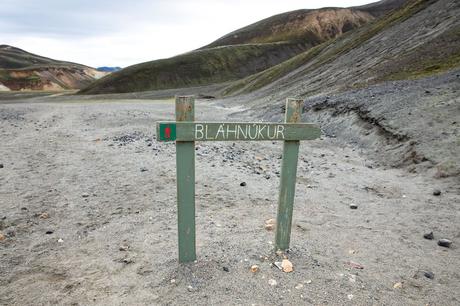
[0,45,106,91]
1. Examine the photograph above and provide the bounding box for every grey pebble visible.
[432,189,441,196]
[240,182,246,187]
[349,203,358,209]
[424,271,435,279]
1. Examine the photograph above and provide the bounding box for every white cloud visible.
[1,0,374,67]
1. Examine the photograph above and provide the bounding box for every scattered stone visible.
[121,257,133,264]
[223,266,229,272]
[281,259,293,273]
[0,163,3,168]
[437,238,452,248]
[187,285,197,292]
[45,230,54,235]
[424,271,435,279]
[264,218,276,231]
[305,280,312,284]
[58,238,64,243]
[39,212,49,219]
[140,167,148,172]
[423,232,434,240]
[119,245,129,251]
[295,283,303,290]
[347,294,354,300]
[274,261,283,270]
[82,193,90,198]
[250,265,259,273]
[425,90,431,94]
[432,189,441,196]
[346,261,364,269]
[170,279,176,284]
[268,279,277,286]
[349,203,358,209]
[240,182,246,187]
[393,282,403,289]
[0,232,5,241]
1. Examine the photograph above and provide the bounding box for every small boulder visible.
[349,203,358,209]
[240,182,247,187]
[437,239,452,248]
[250,265,259,273]
[264,218,276,231]
[433,189,441,196]
[424,271,435,279]
[423,232,434,240]
[281,259,293,273]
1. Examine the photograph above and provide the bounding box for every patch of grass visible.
[385,55,460,80]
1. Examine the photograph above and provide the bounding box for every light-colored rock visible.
[281,259,293,273]
[268,279,277,286]
[264,218,276,231]
[250,265,259,273]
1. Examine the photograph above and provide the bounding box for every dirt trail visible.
[0,98,459,305]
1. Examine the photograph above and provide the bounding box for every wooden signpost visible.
[157,96,321,263]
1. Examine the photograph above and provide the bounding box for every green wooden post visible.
[175,96,196,262]
[275,98,303,251]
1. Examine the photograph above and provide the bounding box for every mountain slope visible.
[79,5,394,95]
[203,8,373,48]
[79,42,308,94]
[222,0,460,96]
[0,45,106,91]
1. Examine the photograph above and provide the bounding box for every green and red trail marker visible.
[157,96,321,263]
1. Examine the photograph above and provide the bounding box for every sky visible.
[1,0,374,68]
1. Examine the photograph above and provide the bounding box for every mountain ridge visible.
[79,2,401,95]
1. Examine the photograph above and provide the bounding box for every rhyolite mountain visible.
[80,0,408,95]
[0,45,107,91]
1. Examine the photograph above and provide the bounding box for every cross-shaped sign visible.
[157,96,321,263]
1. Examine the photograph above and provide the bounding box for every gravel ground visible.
[0,96,459,305]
